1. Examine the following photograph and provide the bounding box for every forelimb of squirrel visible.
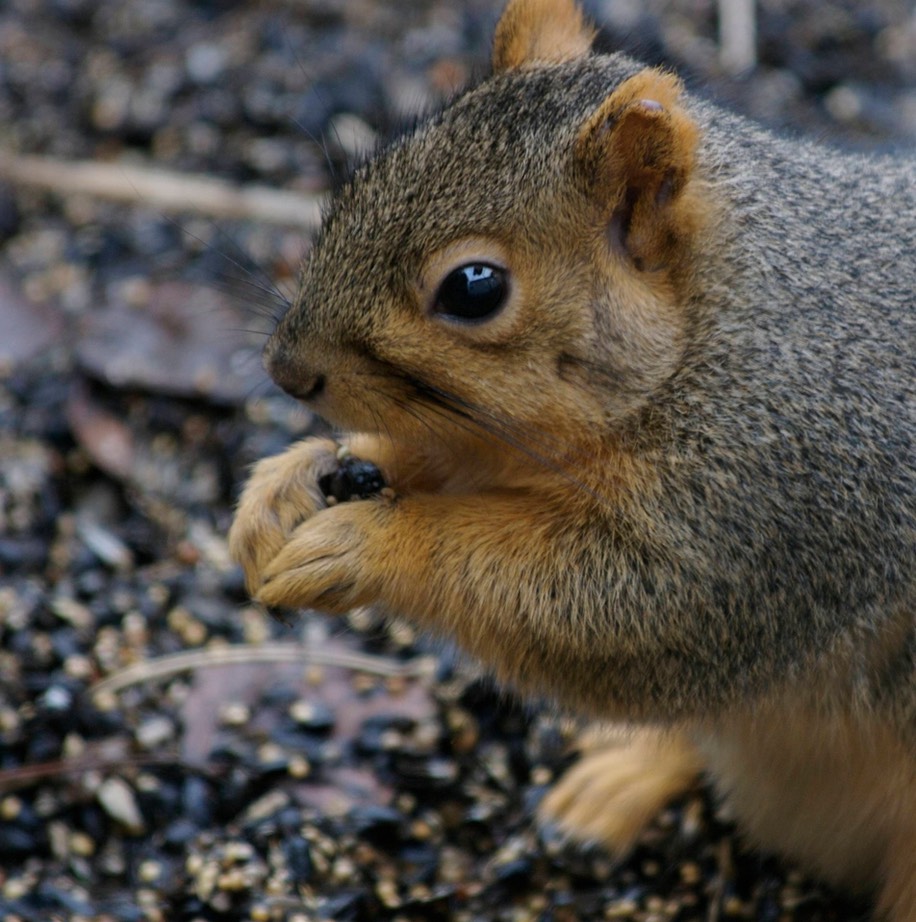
[228,0,916,915]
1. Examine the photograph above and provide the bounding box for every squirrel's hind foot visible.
[538,724,703,855]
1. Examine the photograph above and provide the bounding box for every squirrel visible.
[228,0,916,916]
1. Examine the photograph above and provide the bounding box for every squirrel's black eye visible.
[434,263,508,322]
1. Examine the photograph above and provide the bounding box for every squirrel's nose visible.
[264,343,326,402]
[286,374,326,402]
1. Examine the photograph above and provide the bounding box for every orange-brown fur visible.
[539,725,705,853]
[492,0,595,70]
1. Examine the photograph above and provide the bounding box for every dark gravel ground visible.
[0,1,913,920]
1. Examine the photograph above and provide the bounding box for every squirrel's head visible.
[266,0,705,478]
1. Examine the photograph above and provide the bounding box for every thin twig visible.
[0,753,216,794]
[718,0,757,74]
[0,152,326,229]
[91,642,436,701]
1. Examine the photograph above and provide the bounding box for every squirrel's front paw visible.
[257,499,392,614]
[228,437,340,594]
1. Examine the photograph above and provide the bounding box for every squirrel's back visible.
[647,102,916,710]
[671,104,915,710]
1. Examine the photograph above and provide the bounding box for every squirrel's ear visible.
[575,69,700,271]
[492,0,596,71]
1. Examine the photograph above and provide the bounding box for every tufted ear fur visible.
[575,69,701,272]
[492,0,596,71]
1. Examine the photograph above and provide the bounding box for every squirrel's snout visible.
[273,367,326,403]
[264,342,326,403]
[288,374,326,402]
